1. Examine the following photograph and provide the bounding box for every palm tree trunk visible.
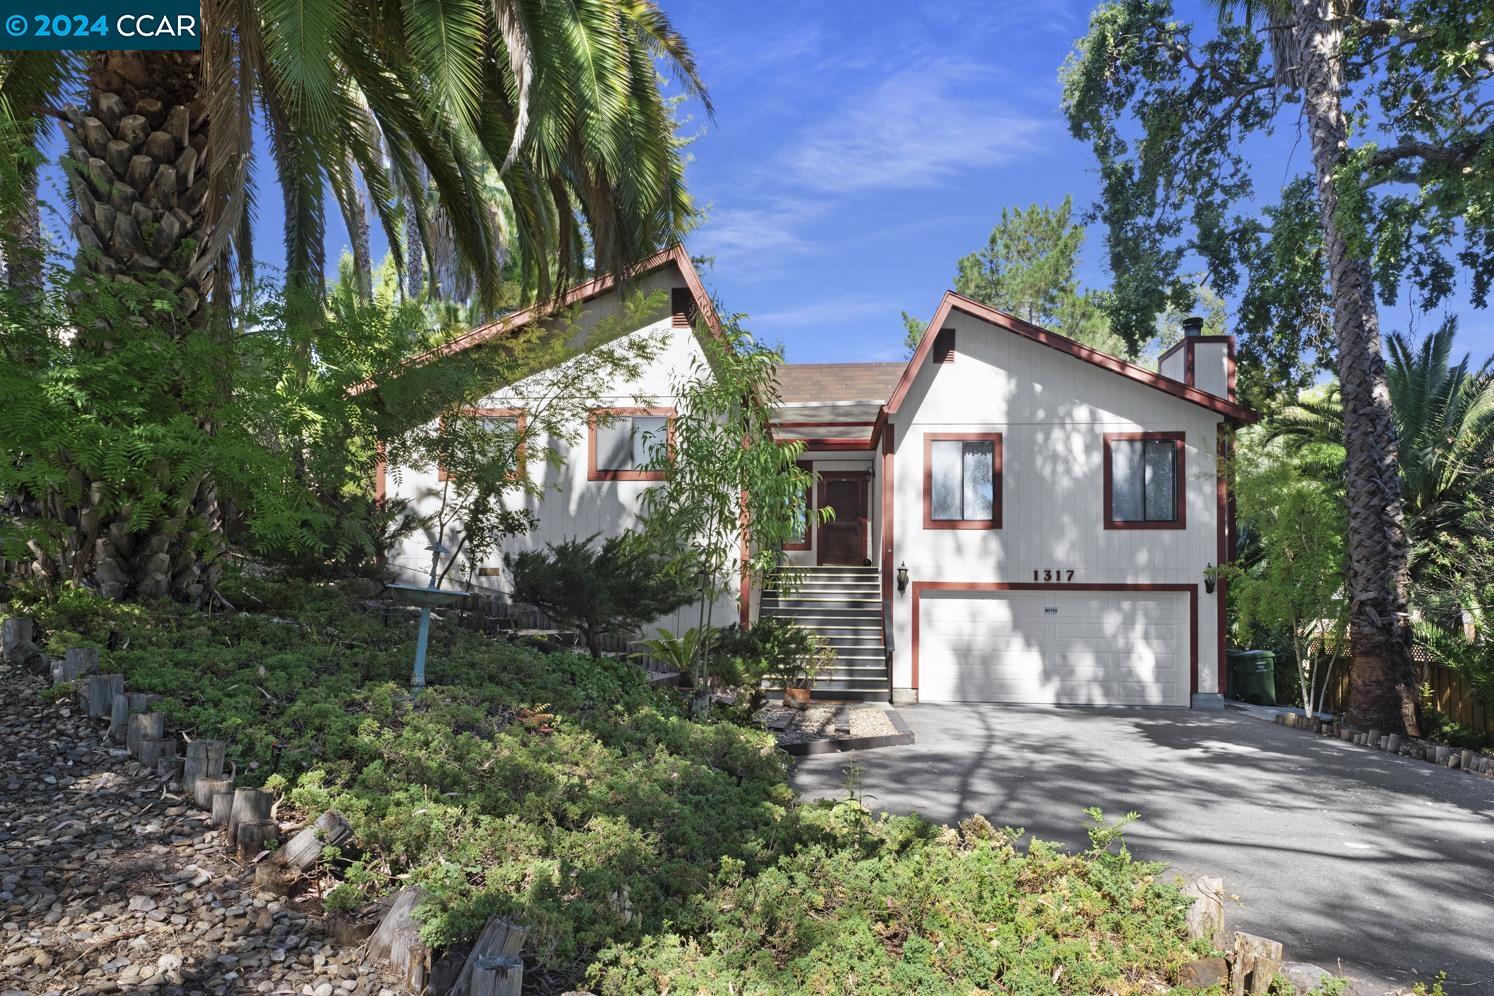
[1292,0,1420,735]
[5,171,44,302]
[49,51,223,604]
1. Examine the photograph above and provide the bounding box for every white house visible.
[377,246,1258,709]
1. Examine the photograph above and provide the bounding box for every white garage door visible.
[918,589,1189,706]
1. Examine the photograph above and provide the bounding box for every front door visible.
[818,474,867,565]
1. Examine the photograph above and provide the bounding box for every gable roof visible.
[775,362,905,403]
[349,244,719,396]
[884,291,1259,423]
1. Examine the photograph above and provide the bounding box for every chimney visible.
[1159,317,1235,401]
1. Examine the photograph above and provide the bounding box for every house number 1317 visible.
[1034,569,1075,582]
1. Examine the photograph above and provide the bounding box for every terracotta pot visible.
[783,686,811,708]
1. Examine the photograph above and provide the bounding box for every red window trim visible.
[437,407,528,484]
[587,406,676,482]
[1102,431,1186,530]
[922,432,1002,530]
[782,460,813,551]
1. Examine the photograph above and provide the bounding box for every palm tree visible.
[1209,0,1420,732]
[0,1,709,601]
[1271,320,1494,580]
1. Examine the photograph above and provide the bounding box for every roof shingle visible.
[775,362,905,403]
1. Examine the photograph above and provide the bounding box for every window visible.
[783,462,813,550]
[923,433,1001,529]
[1104,432,1185,529]
[932,328,956,363]
[588,407,674,481]
[438,408,526,483]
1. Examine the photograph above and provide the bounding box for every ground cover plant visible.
[3,574,1213,992]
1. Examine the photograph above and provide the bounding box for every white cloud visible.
[779,60,1050,193]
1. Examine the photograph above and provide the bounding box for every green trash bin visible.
[1226,649,1277,706]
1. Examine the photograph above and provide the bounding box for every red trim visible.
[739,483,752,627]
[437,408,528,483]
[1217,424,1230,697]
[921,432,1002,530]
[881,426,895,663]
[586,407,675,481]
[374,443,387,503]
[816,471,869,565]
[1102,432,1187,530]
[910,581,1199,697]
[782,461,813,551]
[774,437,876,451]
[885,293,1258,423]
[350,245,723,396]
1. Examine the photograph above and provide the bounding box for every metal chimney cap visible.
[1181,316,1205,337]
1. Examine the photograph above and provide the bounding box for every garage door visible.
[917,589,1189,706]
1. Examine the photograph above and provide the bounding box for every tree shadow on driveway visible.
[790,704,1494,994]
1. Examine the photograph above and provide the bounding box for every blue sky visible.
[656,0,1494,365]
[28,0,1492,366]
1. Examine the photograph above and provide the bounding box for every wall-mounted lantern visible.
[1204,562,1216,595]
[896,561,910,596]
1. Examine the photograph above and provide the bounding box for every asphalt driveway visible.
[790,704,1494,994]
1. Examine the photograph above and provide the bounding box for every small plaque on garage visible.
[1044,606,1058,615]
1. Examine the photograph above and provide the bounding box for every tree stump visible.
[127,713,165,758]
[1230,932,1284,996]
[2,617,33,662]
[274,810,354,871]
[196,775,234,813]
[1248,956,1281,995]
[83,674,126,720]
[449,918,527,996]
[1180,876,1226,950]
[363,887,431,993]
[182,739,226,800]
[52,647,100,685]
[227,787,273,840]
[137,737,176,769]
[157,755,183,782]
[211,790,235,828]
[235,818,278,861]
[1386,733,1402,754]
[110,692,156,743]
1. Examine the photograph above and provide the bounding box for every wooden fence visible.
[1316,649,1490,737]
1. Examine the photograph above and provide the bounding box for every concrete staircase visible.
[759,565,890,702]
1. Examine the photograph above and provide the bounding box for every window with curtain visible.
[1106,434,1182,527]
[924,435,1000,528]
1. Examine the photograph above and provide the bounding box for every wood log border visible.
[11,620,536,993]
[1273,711,1494,779]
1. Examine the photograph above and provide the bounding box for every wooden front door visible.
[818,474,867,565]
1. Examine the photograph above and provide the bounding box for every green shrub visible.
[507,533,695,657]
[3,572,1204,992]
[588,804,1203,995]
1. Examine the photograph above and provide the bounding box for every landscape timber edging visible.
[780,705,915,757]
[1269,710,1494,779]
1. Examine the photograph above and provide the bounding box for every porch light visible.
[896,561,910,596]
[1204,562,1216,595]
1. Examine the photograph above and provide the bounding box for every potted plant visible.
[766,622,835,709]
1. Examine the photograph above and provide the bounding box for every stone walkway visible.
[0,663,397,996]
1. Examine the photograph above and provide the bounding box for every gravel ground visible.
[0,663,400,996]
[757,704,896,745]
